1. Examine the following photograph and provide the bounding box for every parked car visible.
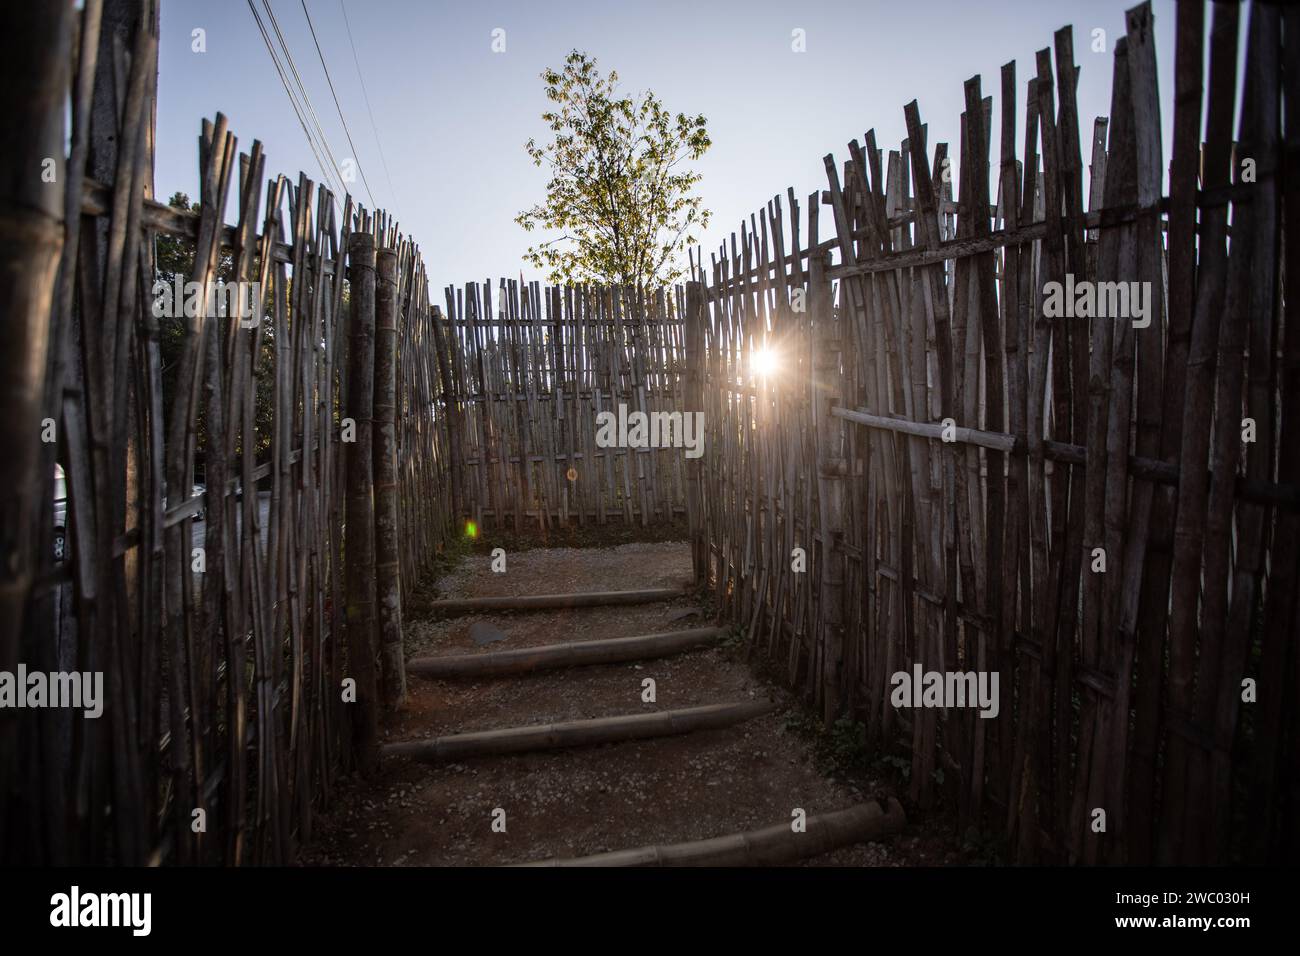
[162,481,207,522]
[53,464,67,562]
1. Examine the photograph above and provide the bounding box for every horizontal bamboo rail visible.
[381,700,776,762]
[833,406,1016,453]
[701,182,1248,299]
[831,406,1299,508]
[515,799,907,866]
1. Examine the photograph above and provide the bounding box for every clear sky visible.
[155,0,1179,294]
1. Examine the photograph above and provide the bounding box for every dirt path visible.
[303,541,970,866]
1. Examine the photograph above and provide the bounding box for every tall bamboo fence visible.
[688,0,1296,864]
[0,2,457,864]
[439,281,690,531]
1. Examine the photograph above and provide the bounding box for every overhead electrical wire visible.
[259,0,347,193]
[247,0,344,201]
[299,0,378,209]
[252,0,351,208]
[339,0,400,211]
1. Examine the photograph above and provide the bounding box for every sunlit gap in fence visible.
[750,344,780,379]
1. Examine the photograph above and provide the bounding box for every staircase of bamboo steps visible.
[379,579,906,866]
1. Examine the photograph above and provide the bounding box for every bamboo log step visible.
[514,798,907,866]
[426,587,686,614]
[408,625,727,679]
[381,700,775,763]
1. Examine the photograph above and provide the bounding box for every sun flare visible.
[751,345,779,379]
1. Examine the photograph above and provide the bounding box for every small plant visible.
[960,825,1007,865]
[875,754,911,782]
[779,710,869,778]
[828,717,868,768]
[780,710,819,738]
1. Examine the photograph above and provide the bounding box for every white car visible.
[162,482,207,522]
[53,464,67,562]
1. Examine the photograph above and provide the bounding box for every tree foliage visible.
[516,51,711,289]
[155,191,275,466]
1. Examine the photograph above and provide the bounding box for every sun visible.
[750,345,779,379]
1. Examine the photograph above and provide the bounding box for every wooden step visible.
[426,587,686,614]
[514,799,907,867]
[408,626,727,679]
[381,700,775,763]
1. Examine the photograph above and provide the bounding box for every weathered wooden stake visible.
[374,246,406,709]
[0,0,77,865]
[345,229,380,772]
[0,0,74,681]
[430,304,465,520]
[811,251,847,725]
[684,280,708,585]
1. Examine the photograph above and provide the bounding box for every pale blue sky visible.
[155,0,1180,292]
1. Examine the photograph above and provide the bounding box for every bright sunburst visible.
[751,345,779,379]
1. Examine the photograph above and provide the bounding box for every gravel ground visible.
[301,541,973,867]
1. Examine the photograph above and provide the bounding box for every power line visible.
[298,0,378,209]
[260,0,345,185]
[339,0,399,210]
[246,0,344,202]
[258,0,350,205]
[247,0,344,203]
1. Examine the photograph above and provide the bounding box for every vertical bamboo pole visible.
[430,305,464,522]
[345,229,380,773]
[685,280,707,584]
[374,246,406,709]
[0,0,74,685]
[0,0,76,866]
[810,251,847,725]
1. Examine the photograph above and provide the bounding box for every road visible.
[192,490,273,555]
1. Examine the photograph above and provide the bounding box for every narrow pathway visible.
[306,542,947,866]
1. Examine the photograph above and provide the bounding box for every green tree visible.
[154,191,275,467]
[516,51,711,289]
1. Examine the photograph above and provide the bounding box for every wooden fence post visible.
[430,304,465,522]
[345,230,380,772]
[0,0,78,866]
[811,251,847,726]
[374,246,406,709]
[684,280,708,586]
[0,1,74,682]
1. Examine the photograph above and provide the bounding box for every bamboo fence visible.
[687,0,1296,865]
[439,281,691,531]
[0,2,458,864]
[3,0,1294,870]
